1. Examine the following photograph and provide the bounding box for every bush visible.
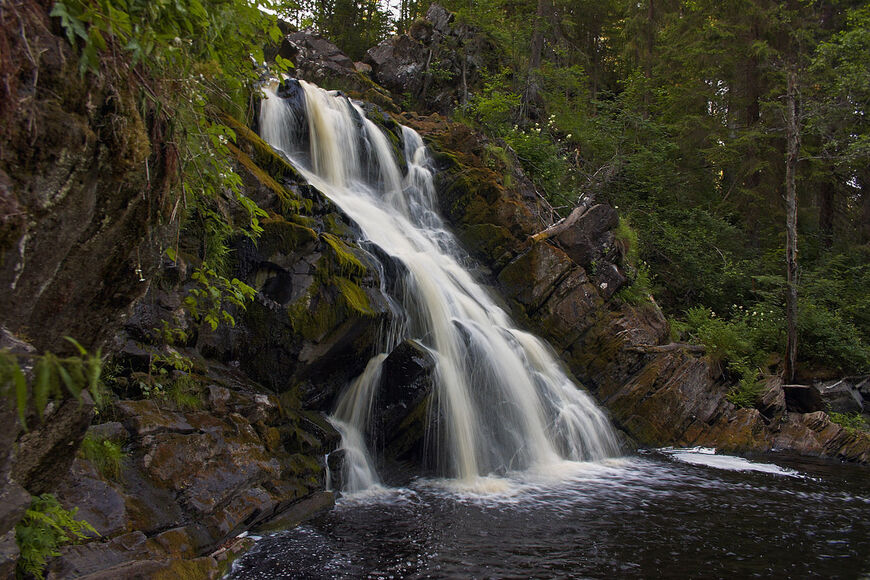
[16,495,97,579]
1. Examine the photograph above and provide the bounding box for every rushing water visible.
[259,79,619,489]
[230,452,870,579]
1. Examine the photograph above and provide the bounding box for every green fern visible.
[16,494,98,579]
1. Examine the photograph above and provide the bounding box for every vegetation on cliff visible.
[300,0,870,384]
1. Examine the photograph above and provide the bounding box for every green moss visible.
[259,217,318,257]
[320,232,366,277]
[335,277,374,316]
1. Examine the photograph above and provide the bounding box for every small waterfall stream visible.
[259,79,620,491]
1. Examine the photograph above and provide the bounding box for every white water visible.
[259,79,621,491]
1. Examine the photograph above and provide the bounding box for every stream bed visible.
[230,450,870,579]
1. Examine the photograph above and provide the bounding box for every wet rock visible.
[378,340,436,437]
[498,242,574,312]
[784,384,826,413]
[254,491,335,533]
[56,459,128,538]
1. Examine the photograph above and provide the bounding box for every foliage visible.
[16,494,98,579]
[0,338,103,430]
[183,264,256,331]
[828,411,868,433]
[80,434,125,480]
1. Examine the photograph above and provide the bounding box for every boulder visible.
[815,379,865,414]
[378,340,435,437]
[554,204,619,268]
[12,393,95,494]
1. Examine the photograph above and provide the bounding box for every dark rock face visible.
[0,3,172,354]
[366,4,496,114]
[377,340,435,450]
[555,204,620,269]
[814,379,866,414]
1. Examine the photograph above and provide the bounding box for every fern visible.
[16,494,98,579]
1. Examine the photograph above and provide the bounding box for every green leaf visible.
[12,363,27,429]
[64,336,87,356]
[56,364,80,400]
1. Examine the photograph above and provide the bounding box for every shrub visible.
[16,495,98,579]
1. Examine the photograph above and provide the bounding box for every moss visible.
[220,112,304,181]
[335,276,374,316]
[226,142,304,211]
[286,280,338,341]
[151,557,219,580]
[259,217,318,257]
[320,232,366,277]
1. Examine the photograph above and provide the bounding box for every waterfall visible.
[259,79,621,490]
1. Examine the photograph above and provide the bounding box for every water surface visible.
[231,452,870,579]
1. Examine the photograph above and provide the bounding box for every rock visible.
[555,204,619,268]
[12,393,95,494]
[758,376,786,420]
[208,385,232,412]
[0,529,20,579]
[0,480,30,578]
[46,531,154,579]
[87,422,128,443]
[815,380,864,414]
[114,399,194,436]
[56,459,128,538]
[498,242,574,312]
[378,340,436,437]
[784,384,826,413]
[426,3,454,34]
[254,491,335,533]
[365,3,491,114]
[592,262,628,300]
[0,4,171,354]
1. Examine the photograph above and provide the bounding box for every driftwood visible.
[625,343,706,354]
[528,195,594,244]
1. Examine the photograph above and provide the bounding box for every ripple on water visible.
[230,455,870,580]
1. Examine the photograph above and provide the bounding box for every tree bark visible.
[784,68,800,383]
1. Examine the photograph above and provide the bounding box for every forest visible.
[290,0,870,390]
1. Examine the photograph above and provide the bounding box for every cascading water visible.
[259,79,621,491]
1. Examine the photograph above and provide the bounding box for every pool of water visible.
[230,451,870,579]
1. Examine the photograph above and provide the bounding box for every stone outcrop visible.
[366,4,497,114]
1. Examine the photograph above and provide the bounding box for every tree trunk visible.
[523,0,551,112]
[784,68,800,383]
